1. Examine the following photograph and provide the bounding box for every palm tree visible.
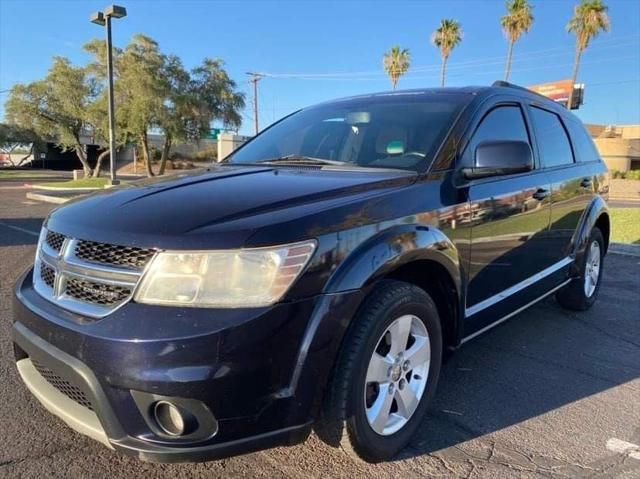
[567,0,610,108]
[383,46,411,90]
[432,19,463,87]
[501,0,534,81]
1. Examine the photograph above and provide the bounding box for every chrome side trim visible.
[465,256,573,317]
[461,278,571,344]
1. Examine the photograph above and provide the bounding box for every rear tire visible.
[556,227,605,311]
[318,280,442,462]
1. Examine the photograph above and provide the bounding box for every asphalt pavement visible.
[1,185,639,478]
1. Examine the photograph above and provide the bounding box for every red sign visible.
[528,80,574,102]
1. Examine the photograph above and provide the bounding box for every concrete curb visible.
[26,192,82,204]
[609,242,640,257]
[27,184,101,191]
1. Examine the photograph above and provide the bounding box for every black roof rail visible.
[491,80,554,103]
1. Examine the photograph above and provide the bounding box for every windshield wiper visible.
[256,155,347,166]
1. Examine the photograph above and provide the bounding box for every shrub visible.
[610,169,640,180]
[193,148,218,162]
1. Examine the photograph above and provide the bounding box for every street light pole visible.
[91,5,127,186]
[105,14,118,185]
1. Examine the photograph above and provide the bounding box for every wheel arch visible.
[324,224,464,350]
[570,196,609,277]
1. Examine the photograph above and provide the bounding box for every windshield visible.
[227,93,470,172]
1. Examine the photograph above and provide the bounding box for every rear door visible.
[527,105,594,264]
[462,101,553,332]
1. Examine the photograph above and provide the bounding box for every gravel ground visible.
[1,185,639,478]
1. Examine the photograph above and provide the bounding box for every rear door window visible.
[530,107,575,168]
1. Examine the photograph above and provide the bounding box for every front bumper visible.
[12,269,363,462]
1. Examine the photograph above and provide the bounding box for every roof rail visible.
[491,80,552,102]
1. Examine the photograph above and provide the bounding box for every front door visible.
[461,103,553,334]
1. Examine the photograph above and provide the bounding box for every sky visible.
[1,0,639,136]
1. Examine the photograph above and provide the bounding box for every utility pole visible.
[246,72,264,135]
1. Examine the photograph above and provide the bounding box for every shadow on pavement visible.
[0,218,43,247]
[396,253,639,460]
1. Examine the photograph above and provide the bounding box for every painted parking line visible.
[606,438,640,460]
[0,221,40,237]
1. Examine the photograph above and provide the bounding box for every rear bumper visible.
[12,269,364,462]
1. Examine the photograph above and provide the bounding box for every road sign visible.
[204,128,221,140]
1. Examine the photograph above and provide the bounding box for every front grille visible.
[31,359,93,411]
[65,277,131,306]
[40,263,55,288]
[75,240,155,270]
[33,228,154,317]
[46,230,65,252]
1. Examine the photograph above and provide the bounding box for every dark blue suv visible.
[13,82,609,463]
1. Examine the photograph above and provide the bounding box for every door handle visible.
[580,178,592,188]
[533,188,549,201]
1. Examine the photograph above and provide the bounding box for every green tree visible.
[501,0,534,81]
[383,46,411,90]
[567,0,610,109]
[156,57,245,175]
[117,34,168,177]
[0,123,42,166]
[431,19,463,87]
[5,57,96,176]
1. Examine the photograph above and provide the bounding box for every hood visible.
[46,165,415,249]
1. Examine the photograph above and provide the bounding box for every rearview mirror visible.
[462,140,533,180]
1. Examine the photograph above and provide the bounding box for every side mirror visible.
[462,140,533,180]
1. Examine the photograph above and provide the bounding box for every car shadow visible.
[395,254,639,460]
[0,218,43,247]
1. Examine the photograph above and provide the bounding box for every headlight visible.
[134,240,316,308]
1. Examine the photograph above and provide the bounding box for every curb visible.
[27,183,101,191]
[609,242,640,257]
[26,192,81,204]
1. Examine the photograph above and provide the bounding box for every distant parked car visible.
[13,81,609,463]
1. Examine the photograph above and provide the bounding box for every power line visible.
[257,34,640,80]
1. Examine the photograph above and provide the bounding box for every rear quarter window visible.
[530,106,575,168]
[566,120,601,163]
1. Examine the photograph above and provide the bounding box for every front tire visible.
[318,280,442,462]
[556,227,605,311]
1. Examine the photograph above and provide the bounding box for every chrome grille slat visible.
[32,228,156,318]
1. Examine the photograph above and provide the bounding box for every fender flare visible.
[323,223,463,296]
[570,195,609,277]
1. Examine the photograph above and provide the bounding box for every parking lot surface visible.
[1,185,639,478]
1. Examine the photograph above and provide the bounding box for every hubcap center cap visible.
[390,364,402,382]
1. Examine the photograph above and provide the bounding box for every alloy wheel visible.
[363,314,430,436]
[584,240,601,298]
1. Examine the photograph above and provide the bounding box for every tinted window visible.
[566,120,600,163]
[530,107,574,168]
[461,105,529,167]
[229,94,470,172]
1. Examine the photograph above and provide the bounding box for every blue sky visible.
[1,0,639,135]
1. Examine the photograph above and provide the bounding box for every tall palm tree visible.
[567,0,610,108]
[501,0,534,81]
[383,46,411,90]
[432,19,463,87]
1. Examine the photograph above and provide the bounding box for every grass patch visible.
[610,208,640,244]
[0,170,66,178]
[39,178,111,189]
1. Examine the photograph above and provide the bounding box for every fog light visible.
[153,401,194,436]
